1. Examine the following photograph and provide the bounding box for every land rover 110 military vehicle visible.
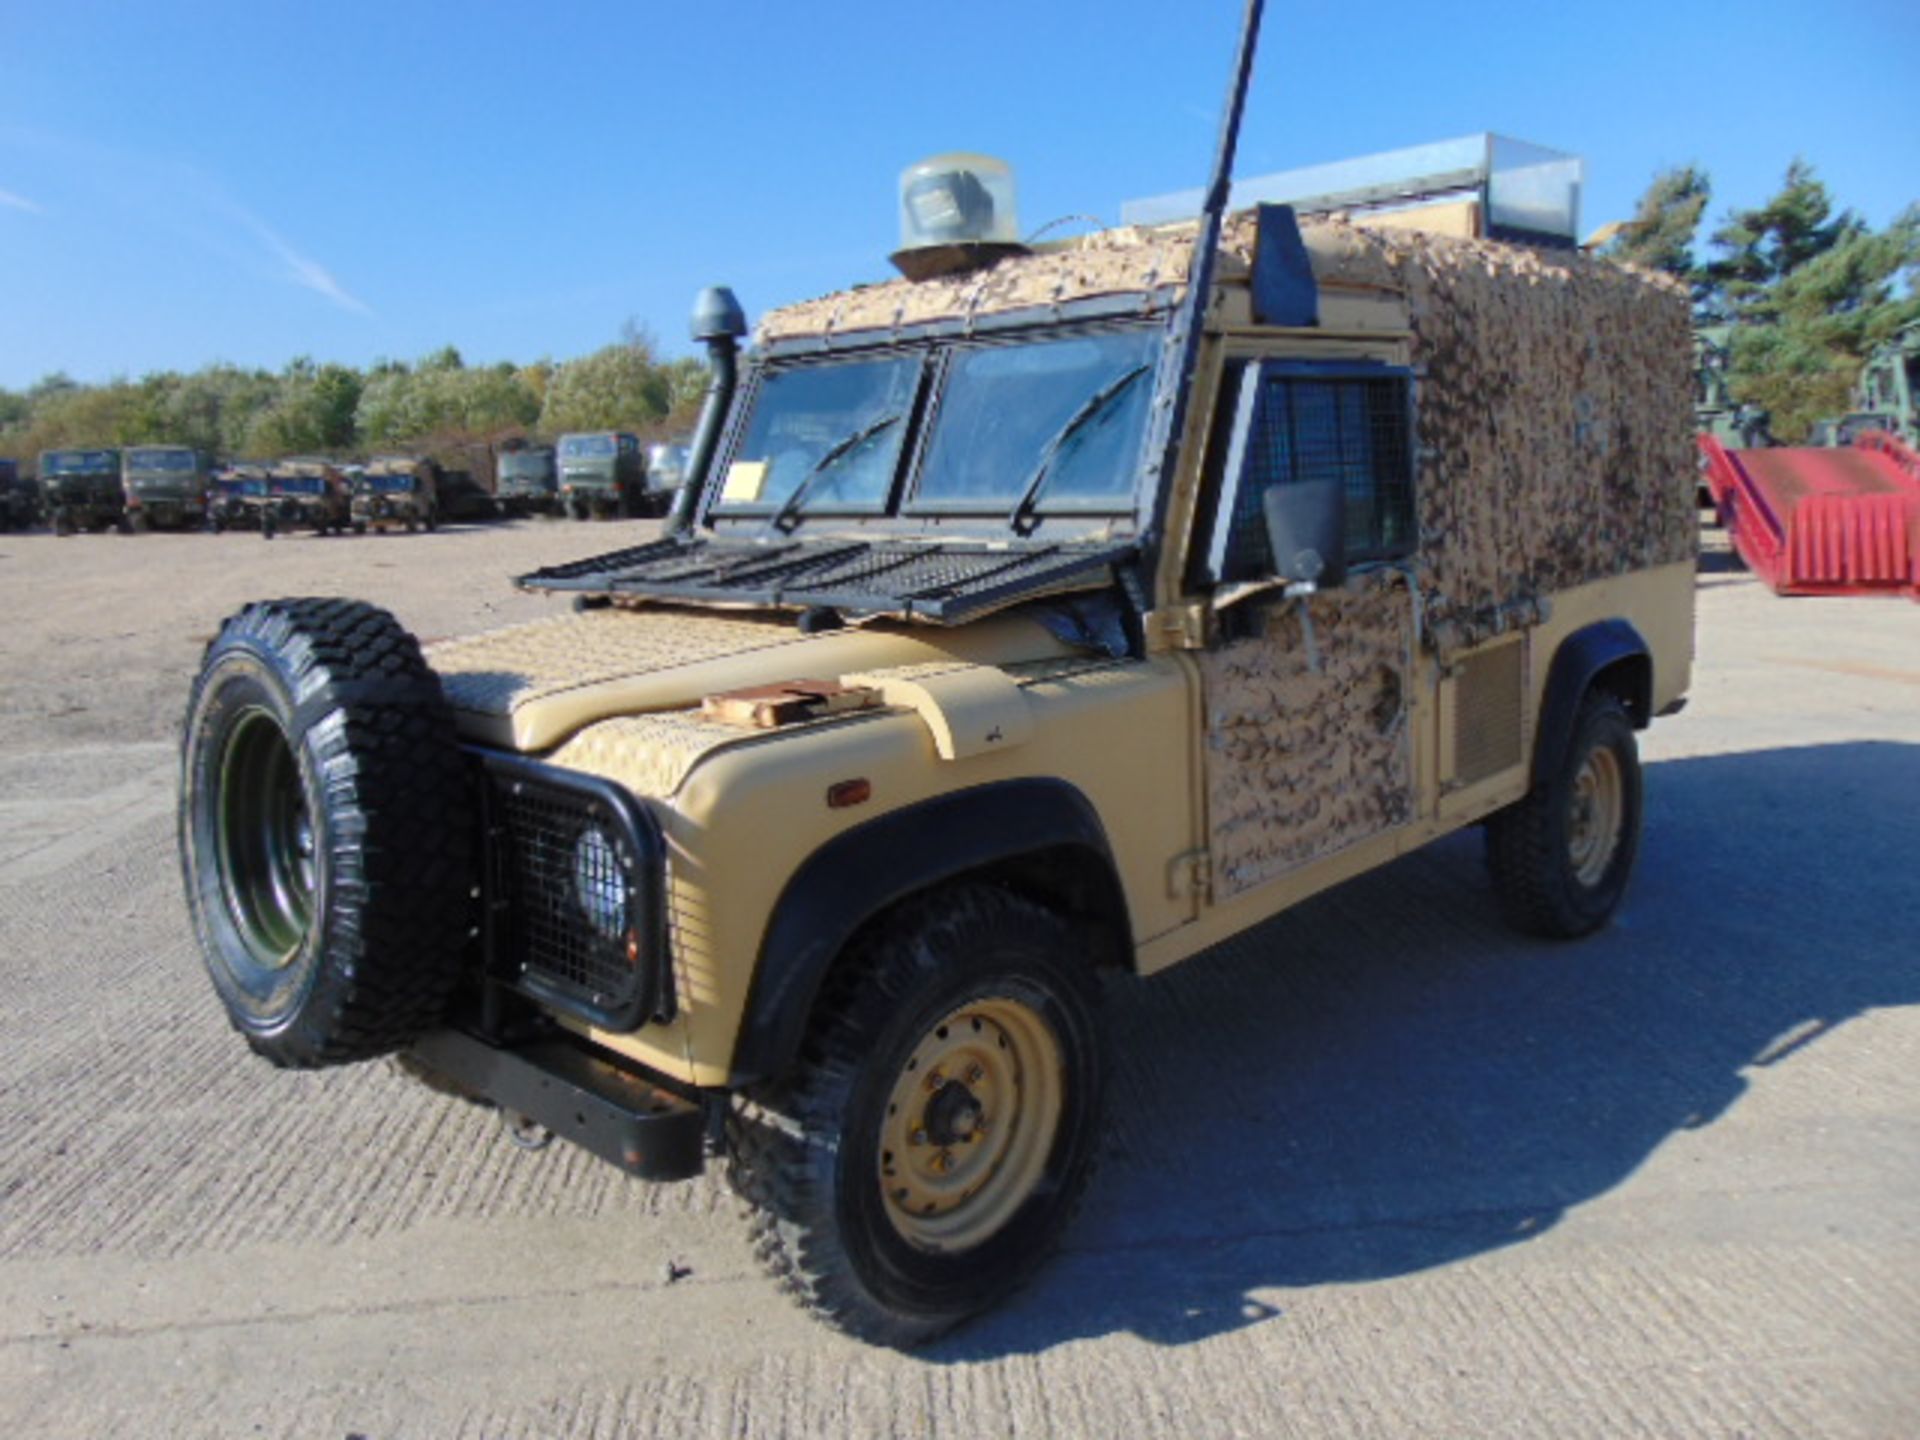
[255,457,351,538]
[38,448,125,535]
[497,444,559,516]
[122,445,211,530]
[557,430,647,519]
[352,455,440,534]
[179,117,1695,1342]
[207,463,269,531]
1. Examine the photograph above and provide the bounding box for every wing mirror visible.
[1262,478,1347,591]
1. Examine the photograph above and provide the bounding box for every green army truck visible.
[497,444,559,516]
[0,458,34,531]
[1842,320,1919,446]
[122,445,212,531]
[38,448,125,535]
[557,431,648,519]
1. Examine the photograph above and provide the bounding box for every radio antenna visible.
[1138,0,1266,568]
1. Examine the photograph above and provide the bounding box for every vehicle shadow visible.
[935,739,1920,1359]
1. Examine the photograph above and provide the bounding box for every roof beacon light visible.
[891,152,1027,281]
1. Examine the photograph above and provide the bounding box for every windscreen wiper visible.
[1007,364,1151,536]
[767,413,902,534]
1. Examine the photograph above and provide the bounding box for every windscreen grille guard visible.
[515,535,1137,623]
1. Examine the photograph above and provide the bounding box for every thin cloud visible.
[2,128,369,316]
[224,203,373,316]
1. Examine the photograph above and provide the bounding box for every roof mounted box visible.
[1123,133,1583,249]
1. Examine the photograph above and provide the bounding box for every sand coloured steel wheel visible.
[876,996,1065,1253]
[1567,743,1624,888]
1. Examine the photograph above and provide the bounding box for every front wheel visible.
[1486,690,1642,938]
[728,886,1107,1348]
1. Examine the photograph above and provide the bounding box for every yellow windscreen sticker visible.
[722,460,767,503]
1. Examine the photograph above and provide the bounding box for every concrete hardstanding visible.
[0,524,1914,1436]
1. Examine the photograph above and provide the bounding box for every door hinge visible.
[1145,602,1210,651]
[1170,848,1213,902]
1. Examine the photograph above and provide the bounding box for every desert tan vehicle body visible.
[253,457,352,537]
[180,201,1693,1347]
[429,213,1694,1086]
[351,455,440,533]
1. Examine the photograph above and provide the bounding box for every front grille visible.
[478,753,668,1030]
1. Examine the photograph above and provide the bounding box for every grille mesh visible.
[489,769,656,1023]
[1451,640,1526,785]
[1222,374,1415,580]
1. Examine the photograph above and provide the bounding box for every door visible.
[1191,358,1423,901]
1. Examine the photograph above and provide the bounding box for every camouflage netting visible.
[1263,218,1697,650]
[758,225,1194,340]
[1199,574,1416,896]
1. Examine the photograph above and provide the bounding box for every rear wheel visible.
[179,598,476,1067]
[1487,690,1642,938]
[728,886,1107,1348]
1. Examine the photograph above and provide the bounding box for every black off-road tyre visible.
[179,597,476,1069]
[728,885,1107,1348]
[1486,690,1642,939]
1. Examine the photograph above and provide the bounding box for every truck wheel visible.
[179,598,476,1068]
[1486,690,1642,938]
[728,886,1106,1348]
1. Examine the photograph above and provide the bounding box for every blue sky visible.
[2,0,1914,391]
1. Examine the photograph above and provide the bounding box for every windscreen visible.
[127,448,197,471]
[43,450,118,474]
[914,329,1158,511]
[560,435,616,459]
[501,452,553,478]
[713,356,919,513]
[273,475,326,495]
[366,474,415,493]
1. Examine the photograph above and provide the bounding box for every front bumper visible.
[408,1027,707,1180]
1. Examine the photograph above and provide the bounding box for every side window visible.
[1201,361,1415,583]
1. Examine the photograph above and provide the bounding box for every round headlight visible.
[572,825,627,940]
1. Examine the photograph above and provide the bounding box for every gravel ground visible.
[0,518,1915,1438]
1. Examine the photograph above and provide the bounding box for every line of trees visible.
[1604,160,1919,440]
[0,327,711,470]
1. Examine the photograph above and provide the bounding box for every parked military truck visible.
[1693,326,1771,450]
[123,445,212,531]
[646,441,691,507]
[256,456,351,538]
[207,463,269,531]
[497,444,558,516]
[1812,320,1920,447]
[352,455,440,534]
[180,126,1694,1345]
[0,457,34,531]
[557,430,647,519]
[38,448,125,534]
